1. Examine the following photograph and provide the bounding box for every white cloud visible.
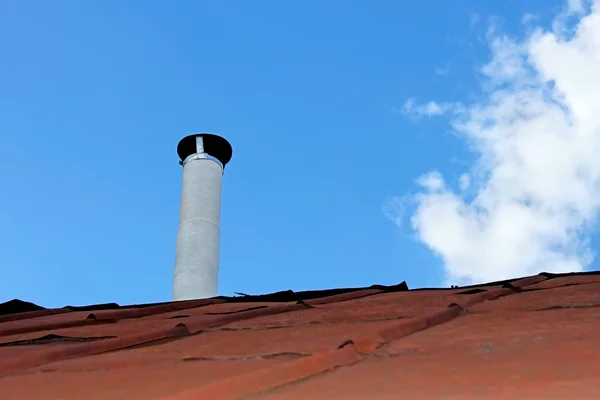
[568,0,586,13]
[382,196,407,228]
[459,174,471,191]
[388,0,600,285]
[435,65,451,76]
[400,98,459,118]
[522,13,539,25]
[417,171,446,191]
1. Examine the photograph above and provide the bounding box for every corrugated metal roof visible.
[1,272,599,399]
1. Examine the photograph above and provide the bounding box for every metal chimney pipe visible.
[173,133,233,301]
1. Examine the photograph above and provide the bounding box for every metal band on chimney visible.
[182,153,224,169]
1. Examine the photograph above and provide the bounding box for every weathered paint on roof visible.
[1,272,599,399]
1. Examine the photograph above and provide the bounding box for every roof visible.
[1,271,600,399]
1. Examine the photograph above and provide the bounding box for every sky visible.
[1,0,600,308]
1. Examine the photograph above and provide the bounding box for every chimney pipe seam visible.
[178,217,220,229]
[182,153,224,170]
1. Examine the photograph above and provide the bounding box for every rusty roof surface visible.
[1,271,600,399]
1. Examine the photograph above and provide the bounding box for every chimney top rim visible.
[177,133,232,167]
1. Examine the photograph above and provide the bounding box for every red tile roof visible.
[1,272,600,399]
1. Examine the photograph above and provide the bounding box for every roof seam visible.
[0,324,191,376]
[209,316,410,332]
[157,346,363,400]
[0,308,72,324]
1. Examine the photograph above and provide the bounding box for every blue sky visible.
[2,0,598,308]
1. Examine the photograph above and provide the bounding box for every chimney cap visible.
[177,133,233,167]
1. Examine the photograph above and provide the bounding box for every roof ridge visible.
[0,281,408,320]
[6,269,598,319]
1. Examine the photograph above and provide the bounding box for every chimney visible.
[173,133,233,301]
